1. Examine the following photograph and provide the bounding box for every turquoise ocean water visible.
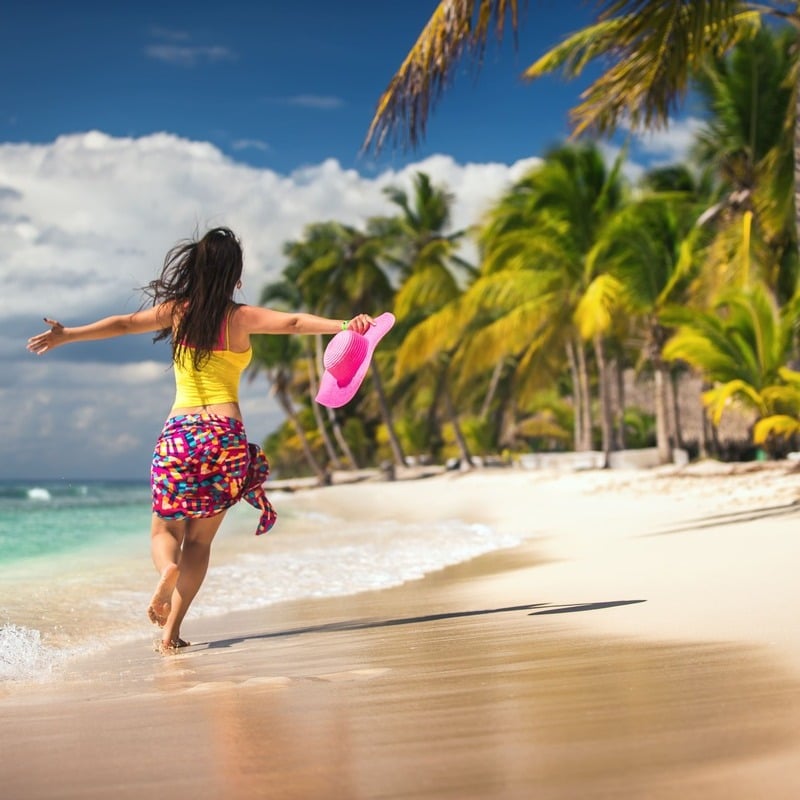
[0,480,152,564]
[0,477,524,686]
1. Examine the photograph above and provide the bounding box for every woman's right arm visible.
[27,303,174,355]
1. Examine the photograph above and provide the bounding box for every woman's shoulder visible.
[228,303,259,345]
[232,303,268,327]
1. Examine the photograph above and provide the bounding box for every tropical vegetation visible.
[250,8,800,478]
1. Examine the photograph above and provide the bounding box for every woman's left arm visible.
[27,303,173,355]
[237,305,375,336]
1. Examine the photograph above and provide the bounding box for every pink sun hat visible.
[315,312,396,408]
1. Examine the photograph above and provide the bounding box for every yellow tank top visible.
[172,314,252,406]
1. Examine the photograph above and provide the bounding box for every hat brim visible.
[315,312,395,408]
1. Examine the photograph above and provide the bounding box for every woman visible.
[27,227,375,653]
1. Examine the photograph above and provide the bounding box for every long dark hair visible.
[143,227,243,369]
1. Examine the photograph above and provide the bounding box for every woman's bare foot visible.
[154,637,192,655]
[147,563,179,626]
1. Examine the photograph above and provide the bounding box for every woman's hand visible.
[345,314,376,335]
[27,318,66,355]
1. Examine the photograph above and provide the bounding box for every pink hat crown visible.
[315,312,396,408]
[323,331,368,383]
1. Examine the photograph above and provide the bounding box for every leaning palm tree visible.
[364,2,800,250]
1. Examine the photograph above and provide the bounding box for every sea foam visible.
[0,623,66,682]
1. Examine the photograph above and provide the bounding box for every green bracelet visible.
[341,320,349,331]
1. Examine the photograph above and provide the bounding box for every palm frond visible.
[527,3,759,137]
[574,273,625,339]
[394,263,460,318]
[752,413,800,445]
[395,302,464,375]
[702,378,766,425]
[456,300,562,377]
[363,0,521,152]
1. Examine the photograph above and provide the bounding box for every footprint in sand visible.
[147,564,179,626]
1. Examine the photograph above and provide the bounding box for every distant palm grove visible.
[252,20,800,479]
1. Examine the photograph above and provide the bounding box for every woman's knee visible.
[151,515,185,543]
[184,511,227,546]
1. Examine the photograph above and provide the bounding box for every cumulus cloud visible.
[623,115,704,168]
[595,116,703,184]
[0,131,534,479]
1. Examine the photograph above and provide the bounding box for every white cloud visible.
[625,115,704,166]
[149,26,191,43]
[283,95,345,110]
[232,138,271,152]
[0,131,532,479]
[144,44,237,66]
[596,140,646,184]
[595,116,704,184]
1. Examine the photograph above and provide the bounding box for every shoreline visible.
[2,462,800,798]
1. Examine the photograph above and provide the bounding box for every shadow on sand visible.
[647,502,800,536]
[206,599,647,650]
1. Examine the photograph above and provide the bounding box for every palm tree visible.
[751,366,800,451]
[260,262,344,471]
[364,2,800,252]
[464,142,627,458]
[662,281,796,442]
[248,332,328,482]
[692,26,797,303]
[289,221,407,468]
[380,172,478,466]
[590,170,706,462]
[393,242,476,467]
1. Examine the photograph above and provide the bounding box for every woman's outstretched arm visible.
[27,303,174,355]
[237,306,375,336]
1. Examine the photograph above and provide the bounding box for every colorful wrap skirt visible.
[151,414,276,535]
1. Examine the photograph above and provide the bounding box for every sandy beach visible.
[2,461,800,799]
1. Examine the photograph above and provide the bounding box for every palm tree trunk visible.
[593,335,613,467]
[700,382,714,459]
[314,336,359,468]
[669,370,685,450]
[565,340,583,451]
[614,356,627,450]
[326,407,360,469]
[576,338,593,451]
[443,383,473,468]
[274,388,327,483]
[305,349,341,469]
[480,358,505,420]
[650,321,672,464]
[795,61,800,259]
[370,360,406,467]
[653,363,672,464]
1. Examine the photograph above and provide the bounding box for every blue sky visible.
[1,1,701,479]
[1,0,604,172]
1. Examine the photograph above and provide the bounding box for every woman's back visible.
[172,306,251,413]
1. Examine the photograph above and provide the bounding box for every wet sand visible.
[2,463,800,799]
